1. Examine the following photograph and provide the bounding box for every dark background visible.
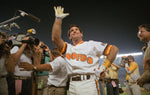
[0,0,150,56]
[0,0,150,83]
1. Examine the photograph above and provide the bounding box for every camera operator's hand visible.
[54,6,69,20]
[18,62,34,71]
[22,36,29,40]
[44,45,50,52]
[22,37,29,45]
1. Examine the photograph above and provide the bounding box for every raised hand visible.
[54,6,69,20]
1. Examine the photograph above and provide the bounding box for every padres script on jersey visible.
[60,40,110,75]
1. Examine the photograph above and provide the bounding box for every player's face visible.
[138,27,150,43]
[69,27,83,40]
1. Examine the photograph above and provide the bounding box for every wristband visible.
[56,17,63,20]
[102,58,111,68]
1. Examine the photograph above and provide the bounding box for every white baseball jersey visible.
[61,40,109,75]
[47,56,68,87]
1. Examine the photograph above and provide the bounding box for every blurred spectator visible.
[119,55,141,95]
[137,24,150,91]
[105,63,120,95]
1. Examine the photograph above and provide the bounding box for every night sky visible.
[1,0,150,54]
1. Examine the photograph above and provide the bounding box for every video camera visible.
[13,28,39,46]
[40,44,46,49]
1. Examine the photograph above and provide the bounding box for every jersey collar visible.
[74,41,84,46]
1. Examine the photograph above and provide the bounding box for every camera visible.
[4,39,13,47]
[22,36,39,46]
[122,57,129,62]
[12,29,39,46]
[40,44,46,49]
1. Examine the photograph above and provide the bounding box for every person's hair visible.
[67,24,83,37]
[0,31,7,39]
[127,55,134,61]
[51,48,60,57]
[138,24,150,32]
[0,31,9,58]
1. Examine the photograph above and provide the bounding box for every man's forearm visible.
[52,19,64,51]
[107,45,119,63]
[35,63,52,71]
[6,44,27,73]
[52,19,62,44]
[12,44,27,63]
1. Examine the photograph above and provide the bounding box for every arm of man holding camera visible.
[19,62,52,71]
[6,37,29,73]
[19,43,53,71]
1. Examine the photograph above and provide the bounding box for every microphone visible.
[10,22,20,29]
[0,24,11,31]
[0,22,20,31]
[18,10,40,22]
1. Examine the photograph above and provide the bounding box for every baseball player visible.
[51,6,119,95]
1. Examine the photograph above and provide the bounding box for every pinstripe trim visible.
[95,79,101,95]
[58,42,67,54]
[103,45,112,55]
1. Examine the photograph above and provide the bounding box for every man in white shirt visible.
[19,48,68,95]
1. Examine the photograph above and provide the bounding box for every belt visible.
[126,80,136,84]
[48,85,66,88]
[99,79,103,81]
[107,79,119,83]
[0,75,7,78]
[70,74,95,81]
[13,76,31,80]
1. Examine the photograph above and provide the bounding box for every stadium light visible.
[116,52,143,58]
[100,52,143,58]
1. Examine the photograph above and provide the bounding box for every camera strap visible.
[41,50,45,64]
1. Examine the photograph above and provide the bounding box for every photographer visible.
[0,31,28,95]
[0,31,10,95]
[105,63,120,95]
[6,34,38,95]
[34,41,52,95]
[118,55,141,95]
